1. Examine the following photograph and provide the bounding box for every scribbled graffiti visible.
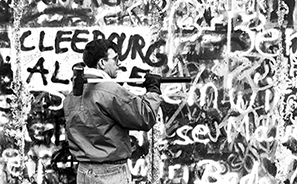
[153,0,297,183]
[20,0,167,27]
[0,30,10,48]
[1,0,297,183]
[0,53,22,184]
[0,0,13,25]
[23,88,77,184]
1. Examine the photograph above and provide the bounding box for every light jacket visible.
[63,69,162,163]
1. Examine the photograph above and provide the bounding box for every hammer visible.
[72,66,192,96]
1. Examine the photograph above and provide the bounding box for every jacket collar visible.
[84,67,111,79]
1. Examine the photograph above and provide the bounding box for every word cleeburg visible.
[20,29,167,67]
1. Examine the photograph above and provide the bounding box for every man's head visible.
[83,39,120,78]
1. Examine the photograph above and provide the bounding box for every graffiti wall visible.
[1,0,297,183]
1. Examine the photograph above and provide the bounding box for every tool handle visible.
[86,77,191,84]
[160,77,191,83]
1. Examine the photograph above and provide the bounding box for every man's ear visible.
[97,59,105,69]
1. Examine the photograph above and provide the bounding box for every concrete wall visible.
[0,0,297,183]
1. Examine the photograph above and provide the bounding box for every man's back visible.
[64,82,161,163]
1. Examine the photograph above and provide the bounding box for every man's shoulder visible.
[95,82,136,100]
[93,82,126,94]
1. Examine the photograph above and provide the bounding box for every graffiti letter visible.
[39,31,54,52]
[197,160,223,183]
[131,34,146,60]
[93,30,105,40]
[72,29,89,53]
[255,29,280,57]
[162,84,183,104]
[51,61,69,84]
[117,33,132,61]
[128,158,148,177]
[55,31,72,54]
[26,57,49,85]
[174,125,193,145]
[20,30,35,51]
[144,39,167,67]
[192,124,210,144]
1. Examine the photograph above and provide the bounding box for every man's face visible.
[103,48,119,78]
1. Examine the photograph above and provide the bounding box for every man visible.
[63,39,162,184]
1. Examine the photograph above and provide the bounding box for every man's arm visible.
[104,74,162,131]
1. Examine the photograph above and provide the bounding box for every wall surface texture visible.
[0,0,297,183]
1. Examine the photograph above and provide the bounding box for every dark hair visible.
[83,39,119,68]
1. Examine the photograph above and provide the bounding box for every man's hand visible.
[127,66,161,94]
[142,73,161,94]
